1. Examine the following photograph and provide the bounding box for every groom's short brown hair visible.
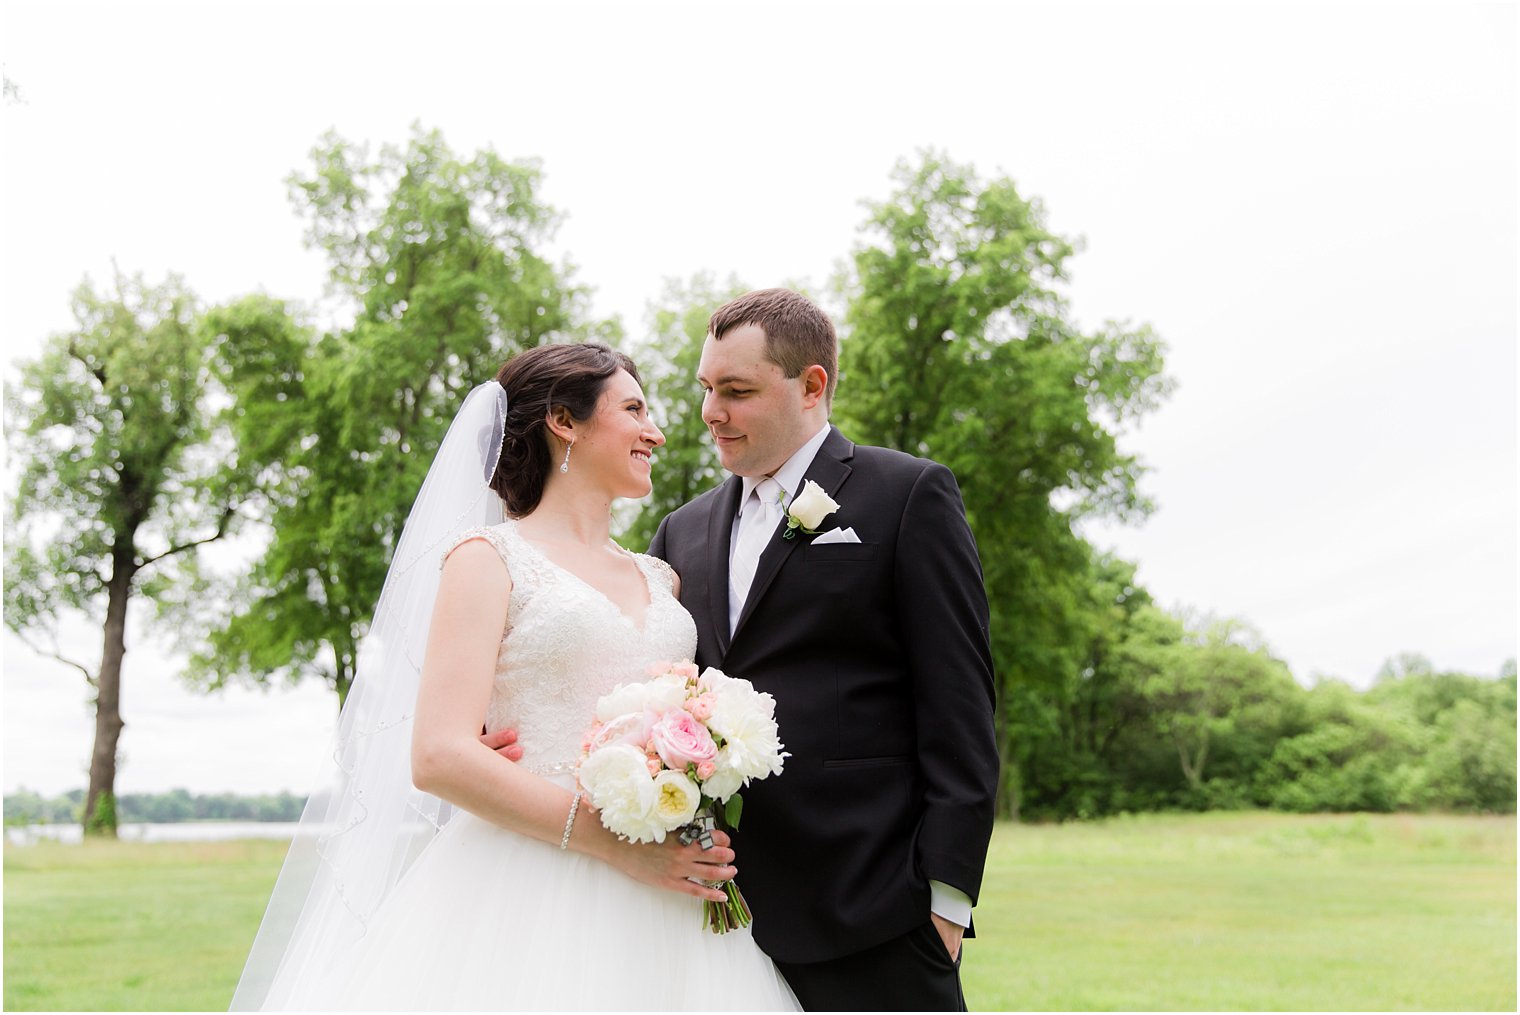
[709,288,838,406]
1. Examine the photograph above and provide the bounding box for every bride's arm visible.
[411,538,734,903]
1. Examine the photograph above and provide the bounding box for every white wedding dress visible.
[283,519,798,1011]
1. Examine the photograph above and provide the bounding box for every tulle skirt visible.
[281,806,800,1011]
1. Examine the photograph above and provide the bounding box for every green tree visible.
[1365,659,1517,812]
[1423,697,1517,810]
[1140,617,1300,800]
[1259,680,1420,812]
[834,151,1172,816]
[188,126,613,706]
[3,789,46,827]
[620,273,748,550]
[1013,556,1179,818]
[4,273,242,836]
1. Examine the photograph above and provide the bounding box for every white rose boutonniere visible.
[782,479,841,539]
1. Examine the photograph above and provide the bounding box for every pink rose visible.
[671,661,700,681]
[684,693,717,723]
[695,760,717,780]
[646,755,663,777]
[646,659,673,677]
[649,708,718,769]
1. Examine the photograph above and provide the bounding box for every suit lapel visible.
[731,428,856,642]
[707,475,745,658]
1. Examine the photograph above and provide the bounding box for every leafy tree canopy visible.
[187,126,615,705]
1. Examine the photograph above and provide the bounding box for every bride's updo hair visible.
[490,342,641,516]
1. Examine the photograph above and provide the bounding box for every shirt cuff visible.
[929,880,973,928]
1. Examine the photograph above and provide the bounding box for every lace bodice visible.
[447,520,698,777]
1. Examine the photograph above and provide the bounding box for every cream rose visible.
[652,769,701,825]
[787,479,840,531]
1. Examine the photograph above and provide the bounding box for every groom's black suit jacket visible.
[650,427,999,965]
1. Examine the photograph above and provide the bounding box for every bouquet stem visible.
[705,879,753,934]
[682,805,754,935]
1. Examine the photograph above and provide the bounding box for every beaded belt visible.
[526,760,577,778]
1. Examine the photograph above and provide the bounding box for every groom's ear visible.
[800,364,829,409]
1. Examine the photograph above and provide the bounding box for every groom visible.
[649,288,999,1010]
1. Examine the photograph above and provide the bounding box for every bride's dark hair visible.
[490,342,641,516]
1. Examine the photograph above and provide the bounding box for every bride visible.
[231,343,799,1010]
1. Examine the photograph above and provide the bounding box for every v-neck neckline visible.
[505,520,653,634]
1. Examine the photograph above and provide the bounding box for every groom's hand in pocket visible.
[479,725,523,762]
[930,912,964,962]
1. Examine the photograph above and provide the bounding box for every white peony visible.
[588,711,653,752]
[651,769,701,826]
[717,709,787,781]
[707,681,778,740]
[606,803,669,844]
[578,743,649,801]
[595,682,650,722]
[643,673,690,714]
[577,744,666,843]
[700,753,745,802]
[697,666,734,694]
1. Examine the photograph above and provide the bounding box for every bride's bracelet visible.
[559,793,581,850]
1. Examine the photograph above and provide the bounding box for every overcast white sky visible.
[3,0,1515,796]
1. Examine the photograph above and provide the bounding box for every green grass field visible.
[4,812,1514,1011]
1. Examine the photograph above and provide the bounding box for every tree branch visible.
[137,505,236,568]
[11,628,97,686]
[61,563,110,590]
[67,337,108,387]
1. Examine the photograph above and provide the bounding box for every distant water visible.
[5,821,302,845]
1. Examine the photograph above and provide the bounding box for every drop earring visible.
[560,439,574,474]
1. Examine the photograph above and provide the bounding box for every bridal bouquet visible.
[576,660,787,932]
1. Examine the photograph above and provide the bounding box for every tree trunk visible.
[334,642,355,711]
[1173,728,1209,791]
[83,541,136,837]
[997,755,1022,822]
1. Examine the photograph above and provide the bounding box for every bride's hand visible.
[605,827,737,903]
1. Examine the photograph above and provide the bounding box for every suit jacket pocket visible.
[823,754,912,770]
[801,542,877,562]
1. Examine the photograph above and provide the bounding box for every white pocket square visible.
[812,526,860,544]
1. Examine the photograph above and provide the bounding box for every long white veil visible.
[231,381,508,1011]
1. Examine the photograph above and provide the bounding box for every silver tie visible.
[729,477,783,628]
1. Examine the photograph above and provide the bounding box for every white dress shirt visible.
[726,422,832,636]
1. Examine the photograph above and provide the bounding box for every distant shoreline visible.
[4,787,308,827]
[6,821,303,846]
